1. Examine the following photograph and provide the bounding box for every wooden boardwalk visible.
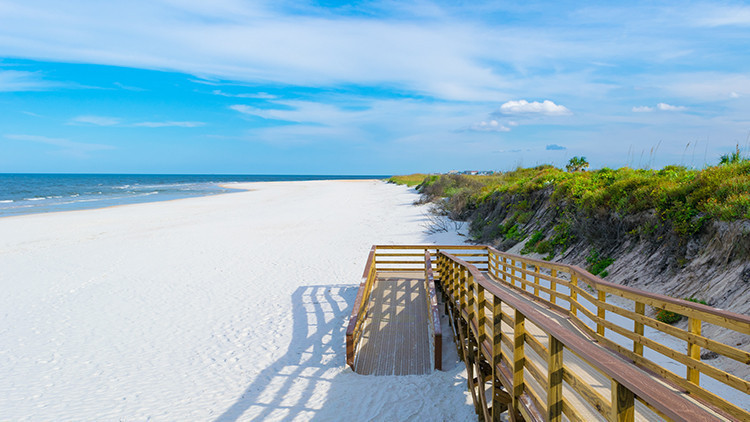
[482,272,728,421]
[353,274,432,375]
[345,245,750,421]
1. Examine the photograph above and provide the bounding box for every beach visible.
[0,180,475,421]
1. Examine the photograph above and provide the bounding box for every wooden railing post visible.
[512,310,526,413]
[450,259,457,300]
[477,284,487,346]
[597,289,606,336]
[687,317,702,384]
[492,297,506,421]
[550,269,557,305]
[468,273,476,332]
[547,336,563,422]
[521,262,528,293]
[634,302,644,356]
[509,259,516,287]
[570,274,578,316]
[459,268,467,317]
[611,380,635,422]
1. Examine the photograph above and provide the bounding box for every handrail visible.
[425,251,442,370]
[487,246,750,331]
[485,246,749,420]
[439,251,726,421]
[346,246,377,369]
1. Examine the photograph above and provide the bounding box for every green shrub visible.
[685,297,707,305]
[586,250,614,276]
[505,224,526,242]
[535,240,552,255]
[656,309,682,324]
[387,174,430,187]
[550,221,574,252]
[521,231,545,254]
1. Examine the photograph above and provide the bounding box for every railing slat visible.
[547,337,563,422]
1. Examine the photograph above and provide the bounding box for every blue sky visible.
[1,0,749,174]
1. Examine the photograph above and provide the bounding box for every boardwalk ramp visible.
[346,245,750,421]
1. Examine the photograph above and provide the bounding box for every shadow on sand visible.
[214,284,356,421]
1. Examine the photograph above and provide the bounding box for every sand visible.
[0,180,475,421]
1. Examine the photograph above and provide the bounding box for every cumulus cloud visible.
[70,115,121,126]
[466,120,510,132]
[632,106,654,112]
[497,100,571,116]
[546,144,566,150]
[656,103,686,111]
[133,121,205,128]
[730,91,740,98]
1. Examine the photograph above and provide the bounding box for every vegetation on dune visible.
[391,152,750,242]
[387,174,430,187]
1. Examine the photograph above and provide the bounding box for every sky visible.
[1,0,749,175]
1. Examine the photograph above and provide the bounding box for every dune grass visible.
[392,159,750,236]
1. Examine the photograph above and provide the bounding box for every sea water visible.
[0,174,386,217]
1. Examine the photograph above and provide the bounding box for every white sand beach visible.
[0,180,475,421]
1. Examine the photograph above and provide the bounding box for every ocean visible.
[0,174,387,217]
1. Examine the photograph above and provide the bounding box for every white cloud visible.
[70,115,121,126]
[498,100,571,116]
[229,104,277,120]
[632,106,654,112]
[0,70,52,91]
[694,6,750,27]
[466,120,510,132]
[212,89,276,99]
[656,103,686,111]
[133,121,205,128]
[655,73,750,101]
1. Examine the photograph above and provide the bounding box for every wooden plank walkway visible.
[353,274,432,375]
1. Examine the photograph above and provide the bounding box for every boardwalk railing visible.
[483,246,750,421]
[345,245,488,370]
[346,245,749,421]
[346,246,377,368]
[425,251,442,370]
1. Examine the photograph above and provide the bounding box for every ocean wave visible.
[24,197,46,201]
[0,200,13,203]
